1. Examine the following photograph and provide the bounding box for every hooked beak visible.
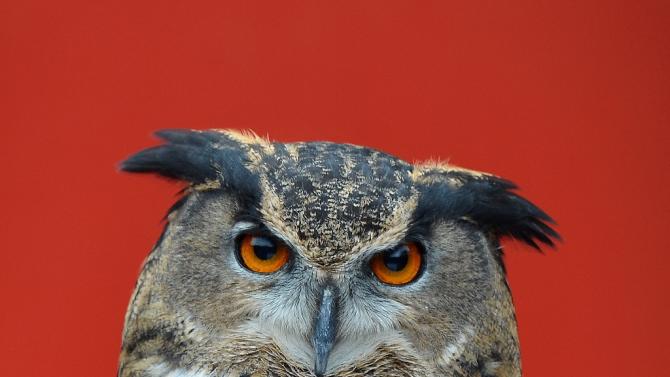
[311,285,338,377]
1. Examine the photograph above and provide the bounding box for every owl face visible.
[119,130,558,377]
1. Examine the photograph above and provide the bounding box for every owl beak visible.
[311,285,338,377]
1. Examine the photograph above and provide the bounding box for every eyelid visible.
[229,222,278,241]
[230,221,296,243]
[231,223,301,261]
[360,237,427,262]
[230,221,259,237]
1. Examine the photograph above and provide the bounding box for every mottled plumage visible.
[119,129,558,377]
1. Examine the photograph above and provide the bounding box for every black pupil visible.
[251,236,277,260]
[382,245,409,271]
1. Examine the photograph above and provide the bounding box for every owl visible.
[118,129,558,377]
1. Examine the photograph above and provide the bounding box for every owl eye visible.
[370,242,422,285]
[237,234,290,273]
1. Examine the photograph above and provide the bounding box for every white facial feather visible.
[246,270,410,374]
[440,326,474,366]
[327,330,416,373]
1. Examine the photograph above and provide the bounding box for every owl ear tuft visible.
[120,129,259,195]
[415,173,560,250]
[121,130,217,183]
[455,177,560,249]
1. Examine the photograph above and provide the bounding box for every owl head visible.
[118,129,558,377]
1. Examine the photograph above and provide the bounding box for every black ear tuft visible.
[120,129,259,196]
[456,177,560,249]
[416,174,560,250]
[121,136,215,183]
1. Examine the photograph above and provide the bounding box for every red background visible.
[1,1,669,376]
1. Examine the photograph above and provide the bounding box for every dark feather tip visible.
[415,173,561,251]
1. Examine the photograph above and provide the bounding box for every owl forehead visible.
[254,142,415,263]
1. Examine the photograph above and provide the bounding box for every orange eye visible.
[370,242,422,285]
[238,234,290,273]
